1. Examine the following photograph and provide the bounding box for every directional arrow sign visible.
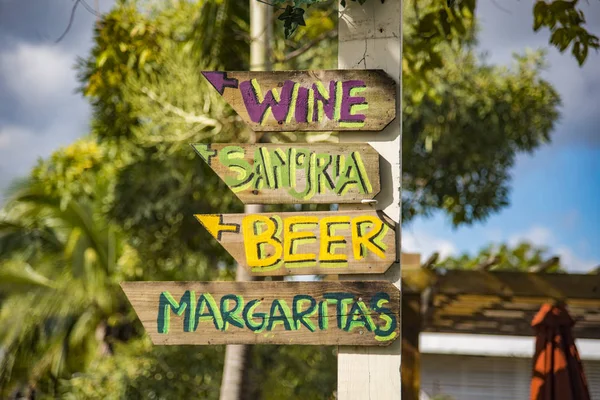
[201,70,396,131]
[191,143,380,204]
[195,210,396,276]
[121,281,400,346]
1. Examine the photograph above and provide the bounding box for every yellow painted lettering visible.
[243,215,282,269]
[351,215,389,260]
[319,216,350,268]
[283,216,318,268]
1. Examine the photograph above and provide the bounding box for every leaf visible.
[97,51,109,68]
[548,0,572,15]
[278,5,306,38]
[0,261,55,292]
[533,1,548,31]
[139,48,150,67]
[572,39,588,65]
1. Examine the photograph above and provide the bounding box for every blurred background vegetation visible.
[0,0,592,398]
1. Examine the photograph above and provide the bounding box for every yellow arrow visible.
[194,214,240,241]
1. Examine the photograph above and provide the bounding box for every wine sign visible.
[201,70,396,131]
[195,210,396,276]
[191,143,380,204]
[121,281,400,346]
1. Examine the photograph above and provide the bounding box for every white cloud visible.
[0,121,86,201]
[508,225,554,248]
[476,0,600,148]
[0,131,11,149]
[0,42,77,108]
[0,41,91,200]
[402,229,457,260]
[555,246,598,273]
[507,225,598,273]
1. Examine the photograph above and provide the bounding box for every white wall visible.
[421,353,600,400]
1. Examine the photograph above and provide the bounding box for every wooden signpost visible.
[121,281,400,346]
[194,210,396,276]
[201,70,396,131]
[121,37,402,387]
[191,143,380,204]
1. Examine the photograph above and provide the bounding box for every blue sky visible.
[0,1,598,272]
[403,1,600,272]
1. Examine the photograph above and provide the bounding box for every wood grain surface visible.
[121,281,400,346]
[191,143,380,204]
[201,70,396,131]
[194,210,396,276]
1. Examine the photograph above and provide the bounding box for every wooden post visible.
[337,1,403,399]
[401,293,421,400]
[219,1,271,398]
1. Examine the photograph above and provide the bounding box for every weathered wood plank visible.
[201,70,396,131]
[194,210,396,276]
[436,270,600,300]
[121,281,400,346]
[191,143,380,204]
[402,293,422,400]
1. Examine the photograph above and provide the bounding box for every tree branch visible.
[275,29,337,64]
[140,87,221,127]
[55,0,81,43]
[421,252,439,270]
[529,256,560,273]
[56,0,101,43]
[476,255,500,271]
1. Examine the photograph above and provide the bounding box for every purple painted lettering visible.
[202,71,239,95]
[313,81,337,122]
[340,80,367,122]
[240,80,296,123]
[295,87,309,123]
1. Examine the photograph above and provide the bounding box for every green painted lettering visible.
[157,291,196,334]
[220,294,245,330]
[292,295,317,332]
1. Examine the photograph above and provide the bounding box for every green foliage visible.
[278,5,307,38]
[533,0,600,65]
[0,260,54,293]
[32,139,111,210]
[439,241,564,272]
[403,50,560,225]
[0,0,581,397]
[245,345,337,400]
[56,339,225,400]
[78,3,163,141]
[272,0,598,65]
[0,181,139,397]
[0,0,339,397]
[403,0,477,94]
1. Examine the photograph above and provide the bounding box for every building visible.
[419,333,600,400]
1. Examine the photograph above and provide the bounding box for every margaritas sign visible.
[121,281,400,346]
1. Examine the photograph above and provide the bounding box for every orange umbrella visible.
[530,303,591,400]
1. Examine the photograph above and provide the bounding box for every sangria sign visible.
[201,70,396,131]
[191,143,380,204]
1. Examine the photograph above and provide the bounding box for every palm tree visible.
[0,180,138,398]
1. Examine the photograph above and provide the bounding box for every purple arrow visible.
[202,71,239,95]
